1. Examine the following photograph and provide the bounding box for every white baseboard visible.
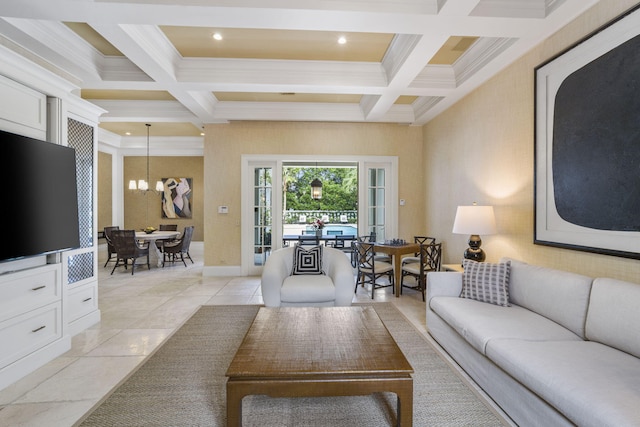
[203,265,242,276]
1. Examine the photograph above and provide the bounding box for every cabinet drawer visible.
[0,265,60,321]
[67,282,98,322]
[0,302,63,369]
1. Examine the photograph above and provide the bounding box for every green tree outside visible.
[283,167,357,211]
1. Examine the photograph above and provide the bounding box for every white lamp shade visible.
[128,180,137,190]
[452,205,497,235]
[155,180,164,192]
[138,179,148,191]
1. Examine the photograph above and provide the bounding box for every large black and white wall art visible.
[535,4,640,259]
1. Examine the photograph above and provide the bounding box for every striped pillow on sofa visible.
[461,259,511,306]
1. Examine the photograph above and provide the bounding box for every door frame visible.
[241,154,398,275]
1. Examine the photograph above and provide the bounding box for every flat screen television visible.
[1,128,80,263]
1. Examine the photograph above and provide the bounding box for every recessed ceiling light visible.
[212,32,222,41]
[125,132,131,136]
[200,132,205,136]
[338,36,347,45]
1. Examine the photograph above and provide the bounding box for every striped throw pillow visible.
[461,259,511,307]
[291,245,324,275]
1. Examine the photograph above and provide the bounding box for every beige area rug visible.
[78,304,505,426]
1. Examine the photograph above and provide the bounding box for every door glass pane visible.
[253,167,272,266]
[367,167,386,241]
[369,168,377,186]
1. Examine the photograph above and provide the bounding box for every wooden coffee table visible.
[225,306,414,426]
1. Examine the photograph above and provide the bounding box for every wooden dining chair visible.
[358,234,390,263]
[400,242,442,301]
[401,236,436,266]
[354,241,394,299]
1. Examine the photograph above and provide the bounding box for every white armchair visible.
[261,246,355,307]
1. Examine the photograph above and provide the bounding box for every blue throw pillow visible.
[291,245,324,275]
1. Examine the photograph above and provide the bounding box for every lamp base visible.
[463,234,486,262]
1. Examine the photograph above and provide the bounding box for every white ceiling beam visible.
[0,18,101,84]
[412,0,599,124]
[90,23,220,123]
[212,101,416,123]
[90,100,198,121]
[0,0,554,37]
[439,0,483,16]
[178,58,387,89]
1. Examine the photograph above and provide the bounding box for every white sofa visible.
[426,257,640,427]
[261,246,354,307]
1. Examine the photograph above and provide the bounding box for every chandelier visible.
[128,123,163,193]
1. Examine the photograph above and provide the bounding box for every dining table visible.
[135,230,181,267]
[373,242,420,297]
[282,234,356,247]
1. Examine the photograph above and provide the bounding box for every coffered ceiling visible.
[0,0,599,141]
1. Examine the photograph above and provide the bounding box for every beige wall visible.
[423,0,640,282]
[124,156,204,241]
[204,121,424,267]
[97,151,113,232]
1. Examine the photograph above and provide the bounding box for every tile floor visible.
[0,243,430,427]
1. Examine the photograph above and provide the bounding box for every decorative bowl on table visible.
[143,227,156,234]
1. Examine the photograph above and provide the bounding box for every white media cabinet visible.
[0,71,102,391]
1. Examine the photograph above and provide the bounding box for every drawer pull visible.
[32,325,46,333]
[82,297,92,302]
[31,285,46,291]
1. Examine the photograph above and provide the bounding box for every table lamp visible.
[452,203,497,262]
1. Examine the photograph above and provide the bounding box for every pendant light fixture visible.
[128,124,164,193]
[310,162,322,200]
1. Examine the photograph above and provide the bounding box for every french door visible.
[242,156,396,275]
[361,162,393,242]
[243,160,280,276]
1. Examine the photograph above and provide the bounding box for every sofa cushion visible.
[502,257,592,338]
[486,339,640,427]
[281,274,335,303]
[461,259,510,306]
[586,278,640,358]
[429,296,581,354]
[291,245,323,275]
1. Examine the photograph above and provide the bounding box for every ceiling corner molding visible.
[412,96,444,123]
[381,34,422,82]
[453,36,517,86]
[99,56,154,82]
[411,64,457,89]
[378,104,415,124]
[359,94,381,118]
